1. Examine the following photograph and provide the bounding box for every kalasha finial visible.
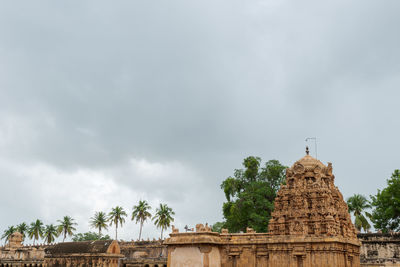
[306,146,309,155]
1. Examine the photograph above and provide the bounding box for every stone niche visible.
[165,151,361,267]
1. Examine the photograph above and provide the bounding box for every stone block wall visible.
[359,233,400,267]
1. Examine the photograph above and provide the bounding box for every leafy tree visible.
[28,220,44,245]
[211,222,224,233]
[346,194,371,232]
[57,216,77,242]
[43,224,59,244]
[221,157,287,233]
[153,203,175,239]
[132,200,152,240]
[90,211,108,236]
[16,223,28,240]
[72,232,111,241]
[108,206,127,240]
[370,170,400,233]
[1,226,16,243]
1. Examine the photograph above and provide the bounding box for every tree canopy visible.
[1,226,16,242]
[132,200,152,240]
[153,203,174,239]
[90,211,108,236]
[221,157,286,233]
[57,216,77,242]
[346,194,371,232]
[43,224,59,244]
[28,219,44,245]
[72,232,111,241]
[370,170,400,233]
[108,206,127,240]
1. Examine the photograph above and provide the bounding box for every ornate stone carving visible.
[268,153,357,239]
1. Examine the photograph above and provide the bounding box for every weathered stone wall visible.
[2,233,400,266]
[166,230,360,267]
[43,240,123,267]
[119,240,167,267]
[0,232,46,267]
[0,239,167,267]
[359,233,400,267]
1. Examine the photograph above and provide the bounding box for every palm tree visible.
[90,211,108,236]
[153,203,175,239]
[132,200,152,240]
[108,206,127,240]
[1,226,16,243]
[347,194,372,232]
[28,220,44,245]
[57,216,77,242]
[43,224,59,244]
[16,223,28,240]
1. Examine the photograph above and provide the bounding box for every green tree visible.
[221,157,287,233]
[346,194,371,232]
[211,222,224,233]
[153,203,175,239]
[90,211,108,236]
[57,216,77,242]
[72,232,111,241]
[28,220,44,245]
[132,200,152,240]
[16,223,28,240]
[108,206,127,240]
[43,224,59,244]
[1,226,16,243]
[370,170,400,233]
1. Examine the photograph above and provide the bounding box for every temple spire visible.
[306,146,309,155]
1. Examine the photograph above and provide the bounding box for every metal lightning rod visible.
[305,137,318,159]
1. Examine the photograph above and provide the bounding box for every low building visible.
[43,240,123,267]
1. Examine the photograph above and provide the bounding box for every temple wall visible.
[166,231,361,267]
[167,246,222,267]
[3,235,400,266]
[170,247,203,267]
[0,245,45,266]
[359,233,400,267]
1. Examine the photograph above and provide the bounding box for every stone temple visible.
[165,150,361,267]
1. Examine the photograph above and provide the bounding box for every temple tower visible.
[268,148,358,239]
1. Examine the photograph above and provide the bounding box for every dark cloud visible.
[0,0,399,242]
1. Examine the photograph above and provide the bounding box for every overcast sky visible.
[0,0,399,244]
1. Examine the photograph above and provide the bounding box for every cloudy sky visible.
[0,0,399,244]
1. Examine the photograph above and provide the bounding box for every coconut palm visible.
[132,200,152,240]
[28,220,44,245]
[1,226,16,243]
[90,211,108,236]
[153,203,175,239]
[347,194,372,232]
[108,206,127,240]
[57,216,77,242]
[16,222,28,240]
[43,224,59,244]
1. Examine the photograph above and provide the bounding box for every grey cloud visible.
[0,0,399,239]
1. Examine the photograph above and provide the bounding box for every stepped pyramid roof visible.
[268,149,357,239]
